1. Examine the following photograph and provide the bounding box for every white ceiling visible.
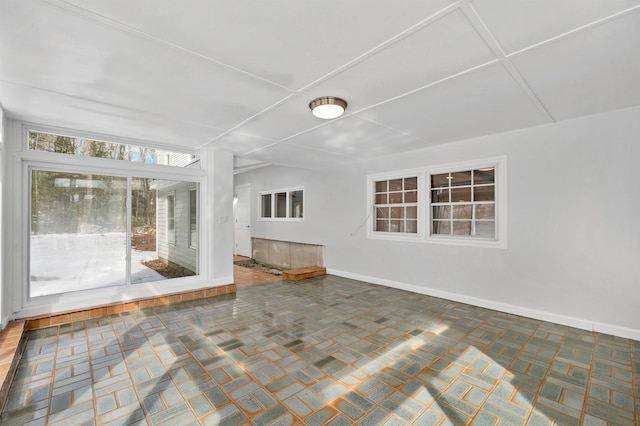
[1,0,639,171]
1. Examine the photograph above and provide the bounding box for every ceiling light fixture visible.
[309,96,347,119]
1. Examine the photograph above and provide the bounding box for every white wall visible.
[235,166,327,246]
[235,105,640,340]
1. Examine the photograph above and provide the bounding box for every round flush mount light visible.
[309,96,347,119]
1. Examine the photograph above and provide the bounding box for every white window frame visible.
[366,157,506,248]
[188,186,198,249]
[15,123,207,316]
[367,169,425,241]
[259,186,304,222]
[26,125,200,167]
[426,156,507,248]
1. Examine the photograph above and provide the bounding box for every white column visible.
[201,148,234,285]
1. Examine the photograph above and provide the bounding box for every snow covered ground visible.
[30,232,165,297]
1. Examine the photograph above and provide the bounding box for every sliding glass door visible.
[29,169,198,298]
[30,170,127,297]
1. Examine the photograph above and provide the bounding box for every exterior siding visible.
[156,182,197,273]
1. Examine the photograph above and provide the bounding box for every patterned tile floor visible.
[2,275,638,425]
[233,256,282,288]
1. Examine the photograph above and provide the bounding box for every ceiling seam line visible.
[243,58,503,151]
[204,59,496,150]
[348,59,501,115]
[234,90,439,154]
[352,116,431,145]
[462,3,555,123]
[239,141,357,161]
[507,4,640,59]
[291,3,462,95]
[499,61,555,122]
[234,115,348,152]
[197,95,298,149]
[47,0,295,93]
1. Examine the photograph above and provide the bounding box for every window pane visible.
[189,189,197,248]
[376,207,390,219]
[389,179,402,191]
[450,171,472,186]
[405,220,418,233]
[432,205,450,220]
[453,221,472,235]
[404,177,418,190]
[132,178,164,284]
[475,221,495,238]
[30,171,127,297]
[372,175,419,235]
[390,207,404,218]
[289,190,303,218]
[390,220,403,232]
[474,168,495,185]
[376,219,389,232]
[429,166,500,241]
[452,204,472,220]
[167,194,175,235]
[375,193,387,204]
[431,173,449,188]
[475,204,495,220]
[474,185,495,202]
[389,192,403,204]
[432,220,451,235]
[406,206,417,219]
[28,131,199,167]
[275,192,287,218]
[261,194,272,218]
[451,187,471,202]
[431,189,449,203]
[146,179,198,282]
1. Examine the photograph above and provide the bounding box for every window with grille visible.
[367,157,506,247]
[373,176,419,234]
[427,157,506,248]
[430,168,495,238]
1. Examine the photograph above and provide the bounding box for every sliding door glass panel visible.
[30,170,127,297]
[131,177,163,284]
[135,178,198,283]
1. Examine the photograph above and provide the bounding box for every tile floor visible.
[1,274,638,425]
[233,256,282,288]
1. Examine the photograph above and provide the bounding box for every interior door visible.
[234,185,252,257]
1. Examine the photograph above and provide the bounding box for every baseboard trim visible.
[327,269,640,341]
